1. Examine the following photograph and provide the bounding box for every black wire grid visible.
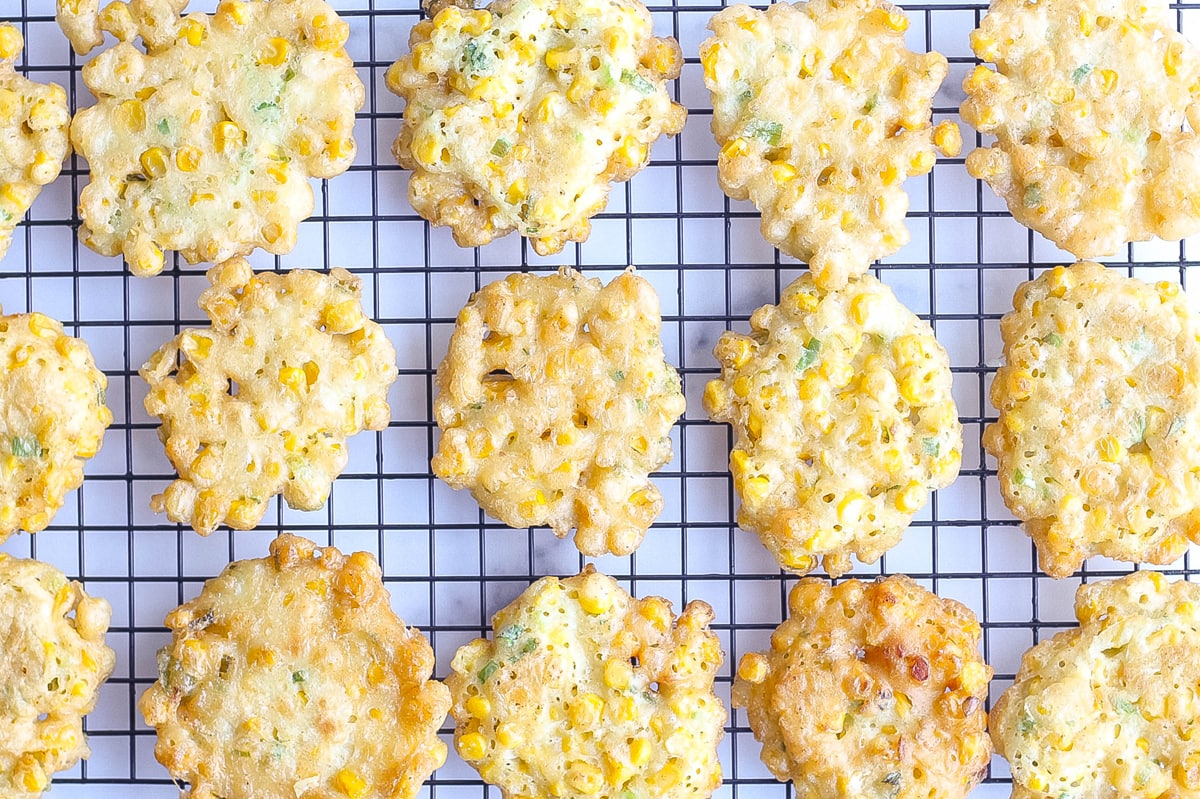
[3,0,1200,795]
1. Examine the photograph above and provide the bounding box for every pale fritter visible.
[991,571,1200,799]
[139,534,451,799]
[700,1,960,289]
[63,0,363,276]
[733,575,992,799]
[447,566,725,799]
[704,273,961,576]
[962,0,1200,258]
[140,259,397,535]
[0,553,116,799]
[0,310,111,541]
[432,267,685,557]
[983,262,1200,578]
[0,24,70,262]
[386,0,686,255]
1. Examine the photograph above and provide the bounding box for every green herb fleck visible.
[478,660,500,683]
[292,669,307,683]
[156,118,171,136]
[599,63,615,88]
[1169,415,1186,437]
[47,676,59,692]
[464,39,491,73]
[1113,696,1137,714]
[737,87,754,104]
[1024,184,1042,207]
[745,119,783,147]
[519,637,537,655]
[0,210,11,222]
[491,138,511,157]
[469,402,484,411]
[922,437,940,458]
[1013,469,1035,489]
[97,386,107,406]
[1127,333,1153,365]
[1040,332,1062,347]
[795,338,821,372]
[255,101,279,112]
[611,369,625,382]
[497,624,525,645]
[620,69,654,94]
[1018,714,1036,735]
[1071,63,1093,84]
[635,398,648,412]
[864,94,878,113]
[283,66,296,82]
[622,791,636,799]
[11,435,41,458]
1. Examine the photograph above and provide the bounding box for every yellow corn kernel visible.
[1166,41,1185,77]
[310,14,349,51]
[536,94,557,122]
[567,762,603,795]
[741,474,770,503]
[604,26,628,54]
[115,100,145,135]
[458,732,487,761]
[258,36,290,67]
[462,695,490,720]
[461,9,491,36]
[262,222,283,244]
[910,149,936,174]
[639,598,671,632]
[797,373,823,401]
[569,693,604,726]
[618,137,646,169]
[629,737,652,767]
[545,47,571,70]
[0,25,22,60]
[933,121,961,156]
[495,723,518,747]
[213,120,244,154]
[335,768,368,799]
[190,191,215,206]
[894,691,912,717]
[651,762,682,790]
[1098,435,1124,462]
[578,581,612,615]
[882,7,908,31]
[511,38,536,64]
[738,652,768,683]
[505,178,527,205]
[1098,68,1118,94]
[279,365,305,391]
[179,17,205,45]
[248,646,276,667]
[140,146,168,179]
[1005,368,1034,401]
[960,733,987,763]
[1079,11,1093,35]
[19,762,48,794]
[551,4,573,27]
[413,134,441,167]
[604,658,632,690]
[895,482,926,513]
[175,146,201,173]
[327,137,354,160]
[721,137,749,160]
[216,0,249,26]
[837,491,868,524]
[771,161,797,183]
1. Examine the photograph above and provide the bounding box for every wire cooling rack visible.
[4,0,1200,796]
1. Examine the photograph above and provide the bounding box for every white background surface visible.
[4,0,1200,796]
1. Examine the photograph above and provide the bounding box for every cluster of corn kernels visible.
[0,24,70,262]
[732,576,991,798]
[701,0,960,289]
[69,0,363,276]
[983,262,1200,578]
[704,273,961,577]
[992,572,1200,799]
[447,569,725,799]
[961,0,1200,259]
[386,0,686,255]
[432,268,686,557]
[0,553,115,799]
[138,535,451,799]
[139,260,397,535]
[0,312,112,541]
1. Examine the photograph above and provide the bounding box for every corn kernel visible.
[175,146,201,172]
[258,36,290,67]
[140,146,168,179]
[567,762,603,795]
[462,9,491,36]
[772,161,797,183]
[933,121,961,156]
[895,482,926,513]
[1097,435,1124,462]
[335,768,368,799]
[1166,41,1184,76]
[0,25,22,60]
[310,14,349,51]
[578,580,611,615]
[458,732,487,761]
[738,652,768,683]
[604,26,629,54]
[506,178,527,204]
[630,737,652,767]
[216,0,249,26]
[604,657,632,691]
[569,693,604,726]
[214,120,244,154]
[545,48,571,70]
[179,17,205,45]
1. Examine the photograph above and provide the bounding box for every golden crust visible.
[703,273,961,577]
[732,575,992,799]
[432,267,685,556]
[0,24,70,262]
[138,534,451,799]
[961,0,1200,258]
[982,262,1200,578]
[0,553,116,799]
[991,571,1200,799]
[447,566,725,799]
[139,259,397,535]
[0,310,111,541]
[66,0,364,276]
[700,1,960,289]
[385,0,686,255]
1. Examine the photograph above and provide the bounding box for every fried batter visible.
[733,575,992,799]
[704,273,961,576]
[992,571,1200,799]
[447,566,725,799]
[0,553,115,799]
[701,1,960,288]
[962,0,1200,257]
[65,0,363,276]
[432,267,685,556]
[139,534,450,799]
[140,259,396,535]
[983,262,1200,577]
[386,0,686,255]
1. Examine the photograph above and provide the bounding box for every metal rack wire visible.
[3,0,1200,796]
